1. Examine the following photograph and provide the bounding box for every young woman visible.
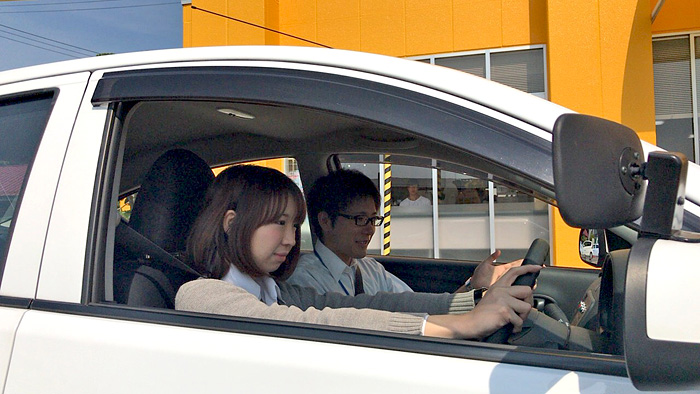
[175,165,540,339]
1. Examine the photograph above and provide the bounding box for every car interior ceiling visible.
[118,100,554,203]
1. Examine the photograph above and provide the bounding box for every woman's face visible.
[250,202,298,274]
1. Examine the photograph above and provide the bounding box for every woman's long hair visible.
[187,165,306,280]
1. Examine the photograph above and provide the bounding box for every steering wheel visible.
[483,238,549,344]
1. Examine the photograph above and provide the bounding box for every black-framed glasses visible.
[337,213,384,227]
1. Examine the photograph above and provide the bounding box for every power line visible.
[0,2,176,14]
[0,33,82,59]
[0,22,97,55]
[0,27,92,57]
[191,5,332,49]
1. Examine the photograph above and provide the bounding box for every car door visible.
[4,57,647,393]
[0,72,89,390]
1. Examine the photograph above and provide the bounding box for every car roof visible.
[0,46,570,132]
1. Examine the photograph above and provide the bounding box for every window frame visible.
[408,45,549,99]
[0,89,57,285]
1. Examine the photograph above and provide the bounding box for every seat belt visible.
[115,221,202,277]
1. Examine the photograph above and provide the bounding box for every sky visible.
[0,0,183,71]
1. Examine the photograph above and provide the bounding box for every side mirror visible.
[553,113,700,391]
[578,228,607,268]
[553,114,645,228]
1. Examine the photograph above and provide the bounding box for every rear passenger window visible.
[0,92,54,268]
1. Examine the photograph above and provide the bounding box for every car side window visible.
[0,91,54,270]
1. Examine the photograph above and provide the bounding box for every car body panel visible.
[0,308,24,391]
[647,239,700,343]
[4,309,641,394]
[35,75,108,303]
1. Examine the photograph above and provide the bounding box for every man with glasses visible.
[288,169,520,296]
[288,169,411,295]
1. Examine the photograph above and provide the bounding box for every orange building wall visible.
[183,0,661,268]
[183,0,279,47]
[186,0,547,56]
[278,0,549,56]
[651,0,700,34]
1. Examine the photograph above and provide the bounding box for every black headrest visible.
[129,149,214,253]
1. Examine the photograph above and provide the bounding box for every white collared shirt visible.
[287,240,413,295]
[399,195,431,207]
[221,263,281,305]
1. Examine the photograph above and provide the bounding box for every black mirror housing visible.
[553,114,646,228]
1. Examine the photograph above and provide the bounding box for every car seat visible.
[113,149,214,308]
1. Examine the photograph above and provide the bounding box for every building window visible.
[411,46,547,99]
[652,34,699,163]
[338,154,549,264]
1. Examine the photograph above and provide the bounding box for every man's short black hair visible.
[307,169,381,241]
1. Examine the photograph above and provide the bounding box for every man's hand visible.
[471,250,523,289]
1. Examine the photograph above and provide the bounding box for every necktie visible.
[354,266,365,295]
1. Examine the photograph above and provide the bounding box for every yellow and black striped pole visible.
[382,157,391,256]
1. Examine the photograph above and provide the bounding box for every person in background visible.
[400,179,431,207]
[175,164,540,339]
[453,179,482,204]
[287,169,522,296]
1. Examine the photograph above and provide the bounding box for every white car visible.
[0,46,698,393]
[580,240,600,264]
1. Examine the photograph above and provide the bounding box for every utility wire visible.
[0,27,92,57]
[0,22,97,55]
[191,5,332,49]
[0,2,176,14]
[0,33,81,59]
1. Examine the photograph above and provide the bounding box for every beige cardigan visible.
[176,279,476,335]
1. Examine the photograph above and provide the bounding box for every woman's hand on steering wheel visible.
[472,264,542,337]
[482,238,549,343]
[424,264,541,340]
